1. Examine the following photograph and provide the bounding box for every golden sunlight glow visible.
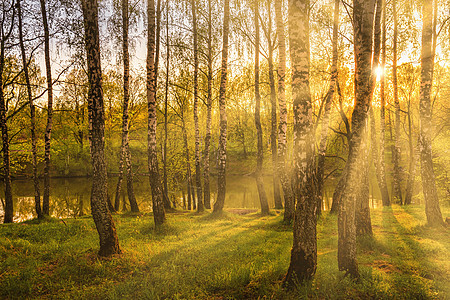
[375,66,384,80]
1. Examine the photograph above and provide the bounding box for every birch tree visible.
[163,0,170,205]
[378,0,390,206]
[369,0,390,207]
[0,0,15,223]
[419,0,444,227]
[274,0,294,222]
[81,0,121,256]
[213,0,230,214]
[114,0,139,213]
[192,0,203,212]
[263,0,282,210]
[284,0,317,286]
[392,0,403,204]
[18,0,42,219]
[40,0,53,216]
[147,0,166,226]
[254,0,269,216]
[316,0,339,216]
[337,0,375,278]
[203,0,213,210]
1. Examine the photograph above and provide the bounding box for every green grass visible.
[0,205,448,299]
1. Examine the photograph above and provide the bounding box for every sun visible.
[375,66,384,80]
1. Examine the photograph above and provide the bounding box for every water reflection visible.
[0,175,368,222]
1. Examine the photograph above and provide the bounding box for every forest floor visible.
[0,205,449,299]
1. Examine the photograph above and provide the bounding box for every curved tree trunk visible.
[274,0,294,222]
[81,0,121,256]
[419,0,443,227]
[355,0,377,234]
[254,0,269,216]
[213,0,230,214]
[284,0,317,287]
[40,0,53,217]
[147,0,166,226]
[337,0,375,278]
[18,0,42,219]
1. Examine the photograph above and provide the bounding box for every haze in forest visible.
[0,0,449,298]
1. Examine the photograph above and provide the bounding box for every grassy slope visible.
[0,205,448,299]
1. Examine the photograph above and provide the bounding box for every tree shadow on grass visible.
[198,210,244,222]
[376,206,448,298]
[139,222,291,299]
[139,222,184,238]
[246,219,293,232]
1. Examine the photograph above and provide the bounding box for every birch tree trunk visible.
[192,0,203,212]
[379,0,390,206]
[330,170,346,214]
[370,107,390,205]
[40,0,53,216]
[266,0,282,210]
[330,83,351,214]
[254,0,270,216]
[0,2,14,223]
[203,0,213,210]
[155,0,161,80]
[18,0,42,219]
[316,0,339,216]
[356,125,372,236]
[274,0,294,222]
[213,0,230,214]
[125,150,138,211]
[355,0,382,235]
[147,0,166,226]
[114,0,139,213]
[392,0,403,204]
[182,114,193,211]
[163,0,170,205]
[337,0,375,278]
[155,0,171,210]
[81,0,121,256]
[203,0,213,209]
[404,96,415,205]
[284,0,317,286]
[419,0,444,227]
[369,0,390,207]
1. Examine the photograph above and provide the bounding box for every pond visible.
[0,175,378,222]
